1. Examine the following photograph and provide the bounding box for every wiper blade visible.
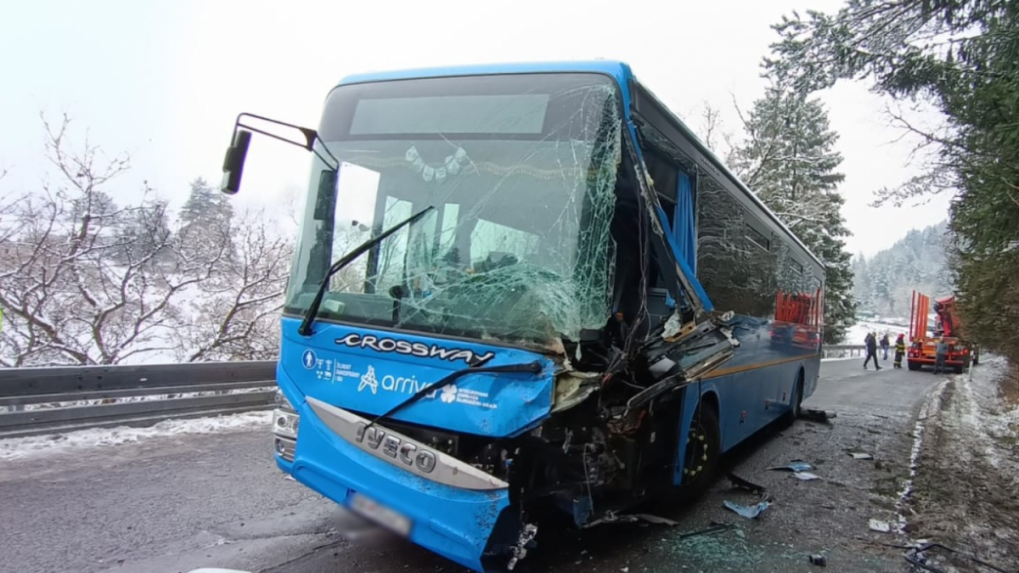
[360,358,543,433]
[297,205,436,336]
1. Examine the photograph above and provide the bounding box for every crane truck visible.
[907,290,978,373]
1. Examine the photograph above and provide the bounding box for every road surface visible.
[0,358,942,573]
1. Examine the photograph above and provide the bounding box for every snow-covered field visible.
[841,320,911,346]
[0,410,271,462]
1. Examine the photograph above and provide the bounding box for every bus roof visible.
[333,60,823,273]
[336,60,634,88]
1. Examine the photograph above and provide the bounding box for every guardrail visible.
[822,345,867,359]
[0,361,277,439]
[0,348,868,440]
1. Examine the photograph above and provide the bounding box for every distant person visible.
[934,337,949,374]
[893,334,906,369]
[864,332,882,370]
[880,333,890,360]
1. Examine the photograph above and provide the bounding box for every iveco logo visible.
[355,423,438,474]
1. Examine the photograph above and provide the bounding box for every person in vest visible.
[893,334,906,368]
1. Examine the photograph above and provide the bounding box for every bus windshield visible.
[284,72,622,346]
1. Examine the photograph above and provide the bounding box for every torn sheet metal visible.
[551,371,600,413]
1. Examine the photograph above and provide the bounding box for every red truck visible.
[907,290,977,373]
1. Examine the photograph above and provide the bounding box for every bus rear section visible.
[221,60,824,572]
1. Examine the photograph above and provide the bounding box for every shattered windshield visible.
[284,73,621,346]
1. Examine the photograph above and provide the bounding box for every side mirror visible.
[221,129,253,195]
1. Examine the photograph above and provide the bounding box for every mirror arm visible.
[231,112,340,170]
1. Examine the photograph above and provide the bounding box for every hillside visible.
[851,221,954,321]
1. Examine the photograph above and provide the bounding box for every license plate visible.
[349,491,412,537]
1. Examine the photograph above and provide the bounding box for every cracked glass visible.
[285,73,621,348]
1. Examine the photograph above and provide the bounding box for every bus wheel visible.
[682,404,720,496]
[781,373,804,428]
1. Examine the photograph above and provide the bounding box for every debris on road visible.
[868,519,891,533]
[584,511,680,527]
[767,460,813,472]
[726,472,766,495]
[792,471,821,481]
[808,553,828,567]
[723,498,772,519]
[849,452,873,460]
[675,522,736,540]
[799,408,836,423]
[904,541,1013,573]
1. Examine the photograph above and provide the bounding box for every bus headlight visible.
[273,389,299,440]
[274,410,300,439]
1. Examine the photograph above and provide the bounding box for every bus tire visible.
[781,372,804,428]
[681,403,721,497]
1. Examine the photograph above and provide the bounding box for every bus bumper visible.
[273,395,523,573]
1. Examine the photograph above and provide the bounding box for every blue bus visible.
[219,60,824,573]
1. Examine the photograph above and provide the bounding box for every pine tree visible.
[180,177,234,229]
[849,221,952,320]
[176,178,236,266]
[730,85,857,344]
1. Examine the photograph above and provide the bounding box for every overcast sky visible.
[1,0,952,258]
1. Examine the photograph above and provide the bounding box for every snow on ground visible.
[841,320,911,345]
[951,355,1019,477]
[0,410,271,462]
[906,353,1019,566]
[18,386,275,412]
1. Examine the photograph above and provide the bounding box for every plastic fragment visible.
[723,499,771,519]
[767,460,813,472]
[808,554,827,567]
[869,519,891,533]
[793,471,821,481]
[850,452,873,460]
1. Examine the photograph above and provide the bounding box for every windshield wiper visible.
[360,357,543,433]
[297,206,436,337]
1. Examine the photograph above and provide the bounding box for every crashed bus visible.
[219,60,825,572]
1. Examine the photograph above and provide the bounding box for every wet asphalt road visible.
[0,358,942,573]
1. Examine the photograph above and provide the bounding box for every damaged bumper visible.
[278,394,527,572]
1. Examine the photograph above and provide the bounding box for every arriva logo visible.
[357,365,438,399]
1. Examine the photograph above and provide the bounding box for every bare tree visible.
[0,114,224,366]
[696,100,737,164]
[172,207,293,362]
